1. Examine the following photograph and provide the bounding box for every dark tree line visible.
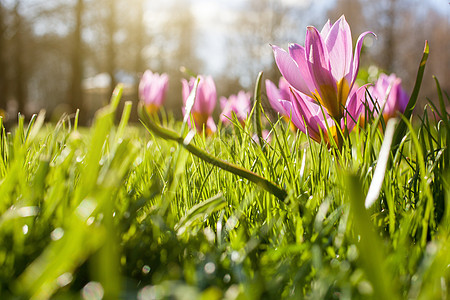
[0,0,447,125]
[0,0,150,124]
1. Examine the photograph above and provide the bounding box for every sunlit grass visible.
[0,75,449,299]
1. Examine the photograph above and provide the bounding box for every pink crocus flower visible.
[139,70,169,114]
[182,75,217,135]
[366,73,409,121]
[272,15,374,120]
[220,91,251,126]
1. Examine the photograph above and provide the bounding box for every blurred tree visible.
[228,0,288,89]
[12,0,26,115]
[68,0,85,118]
[105,0,117,96]
[146,0,203,118]
[384,0,397,72]
[226,0,312,115]
[0,2,7,113]
[128,0,145,75]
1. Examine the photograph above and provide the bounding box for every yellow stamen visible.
[337,78,350,108]
[192,112,214,135]
[145,104,159,115]
[282,116,298,132]
[313,85,341,119]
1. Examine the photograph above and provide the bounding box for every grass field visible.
[0,48,449,299]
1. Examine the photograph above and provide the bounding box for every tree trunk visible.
[384,0,397,72]
[0,3,7,113]
[106,0,117,97]
[68,0,84,121]
[13,1,26,116]
[134,0,145,75]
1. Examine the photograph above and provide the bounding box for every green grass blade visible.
[110,83,124,110]
[253,71,265,152]
[392,41,429,152]
[175,193,226,233]
[182,77,200,134]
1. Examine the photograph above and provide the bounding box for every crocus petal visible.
[345,85,367,131]
[348,31,376,88]
[181,78,191,105]
[220,96,228,110]
[397,82,409,113]
[289,89,327,142]
[235,91,251,119]
[292,101,321,142]
[321,19,332,36]
[204,76,217,114]
[280,99,307,132]
[325,15,353,82]
[384,80,401,116]
[278,77,292,101]
[193,76,205,113]
[192,76,216,114]
[272,45,310,95]
[265,79,287,114]
[306,26,340,118]
[288,43,316,92]
[206,116,217,134]
[158,74,169,106]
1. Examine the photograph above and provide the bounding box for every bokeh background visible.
[0,0,448,124]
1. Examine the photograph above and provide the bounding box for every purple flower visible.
[182,75,217,135]
[272,15,374,120]
[139,70,169,114]
[220,91,251,126]
[367,73,409,121]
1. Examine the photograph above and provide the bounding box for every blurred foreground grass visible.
[0,82,448,299]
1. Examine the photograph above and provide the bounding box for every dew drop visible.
[82,282,104,300]
[51,228,64,241]
[204,262,216,274]
[142,265,151,274]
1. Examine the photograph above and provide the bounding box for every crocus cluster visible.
[220,91,251,126]
[139,15,409,146]
[269,16,373,145]
[139,70,169,114]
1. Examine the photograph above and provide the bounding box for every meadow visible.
[0,24,449,300]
